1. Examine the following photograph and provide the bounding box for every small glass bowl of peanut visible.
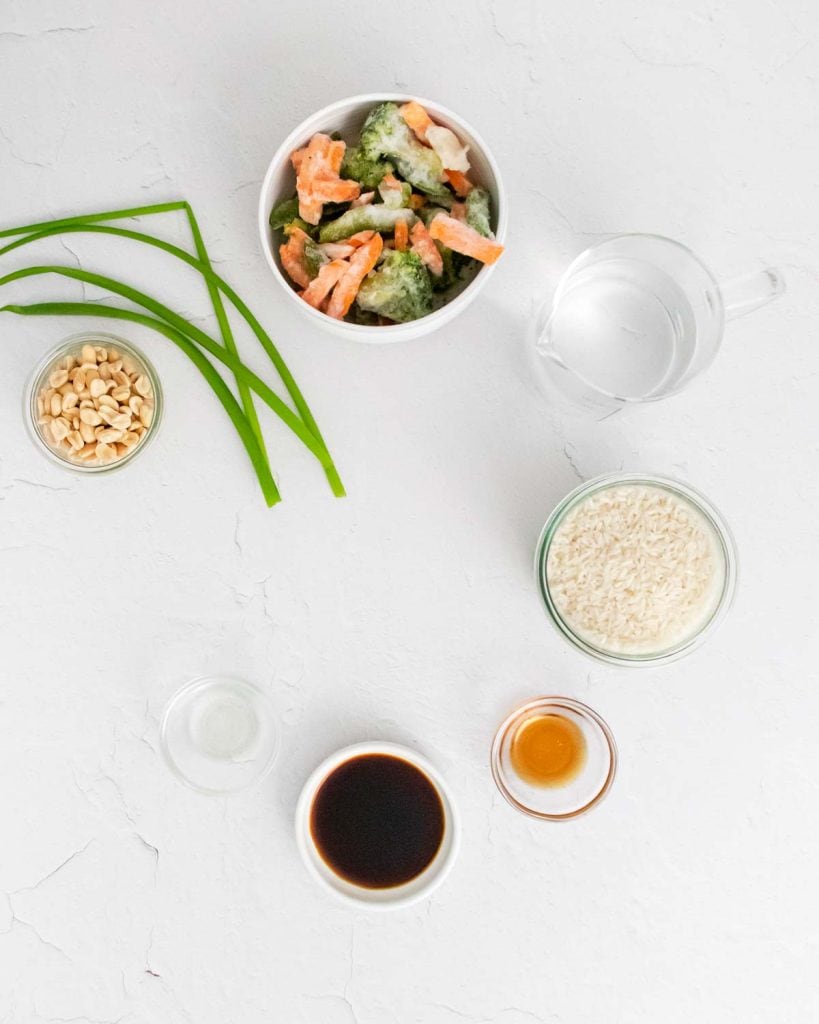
[26,332,162,472]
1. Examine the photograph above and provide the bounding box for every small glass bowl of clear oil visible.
[491,697,617,820]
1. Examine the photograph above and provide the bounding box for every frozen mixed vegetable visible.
[270,100,504,325]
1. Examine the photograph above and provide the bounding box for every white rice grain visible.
[546,484,724,655]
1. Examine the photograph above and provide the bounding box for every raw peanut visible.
[95,442,115,461]
[139,403,153,427]
[49,368,69,388]
[50,418,69,442]
[58,382,74,397]
[85,368,100,384]
[36,395,44,417]
[78,389,91,401]
[109,359,123,373]
[111,386,130,403]
[80,421,96,443]
[113,370,129,387]
[76,445,97,461]
[61,355,74,371]
[120,431,139,447]
[115,443,129,458]
[62,392,79,412]
[98,407,116,426]
[132,423,146,435]
[134,374,151,397]
[73,369,86,392]
[67,430,84,451]
[107,348,120,361]
[111,412,131,431]
[81,344,97,364]
[105,380,116,393]
[79,399,94,409]
[97,394,117,409]
[80,408,102,426]
[50,394,62,417]
[94,347,108,362]
[89,378,106,398]
[98,362,112,380]
[96,428,123,443]
[128,396,143,415]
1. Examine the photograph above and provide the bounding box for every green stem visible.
[0,202,189,238]
[183,205,269,472]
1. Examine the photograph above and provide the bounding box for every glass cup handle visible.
[720,266,785,320]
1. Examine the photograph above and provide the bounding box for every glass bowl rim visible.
[534,472,739,667]
[490,695,618,821]
[24,330,163,474]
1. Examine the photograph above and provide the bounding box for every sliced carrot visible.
[351,191,375,208]
[409,193,427,210]
[409,221,443,276]
[399,101,435,143]
[444,169,474,197]
[328,139,345,173]
[300,259,349,309]
[325,234,384,319]
[279,227,311,288]
[450,202,467,222]
[394,218,409,252]
[296,135,332,225]
[320,242,356,259]
[409,222,444,276]
[308,177,360,204]
[428,214,504,265]
[296,133,359,224]
[344,230,376,247]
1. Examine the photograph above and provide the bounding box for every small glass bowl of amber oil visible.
[491,697,617,820]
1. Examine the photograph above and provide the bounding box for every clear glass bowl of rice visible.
[535,473,738,667]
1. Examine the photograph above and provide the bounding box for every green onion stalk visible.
[0,202,344,506]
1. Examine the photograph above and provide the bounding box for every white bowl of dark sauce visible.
[295,741,460,909]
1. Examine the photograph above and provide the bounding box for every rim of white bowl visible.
[295,740,461,909]
[258,93,508,343]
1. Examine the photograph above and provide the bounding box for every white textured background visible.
[1,1,818,1021]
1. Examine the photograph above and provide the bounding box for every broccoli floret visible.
[269,195,300,230]
[341,145,395,189]
[303,238,328,279]
[465,187,492,238]
[355,250,433,323]
[318,205,415,243]
[378,176,412,209]
[359,102,445,197]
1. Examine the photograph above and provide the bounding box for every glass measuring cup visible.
[530,234,784,417]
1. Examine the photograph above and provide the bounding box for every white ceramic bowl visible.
[295,741,460,909]
[258,93,507,343]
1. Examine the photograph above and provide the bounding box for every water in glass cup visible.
[531,234,783,417]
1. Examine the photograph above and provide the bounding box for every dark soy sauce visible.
[310,754,445,889]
